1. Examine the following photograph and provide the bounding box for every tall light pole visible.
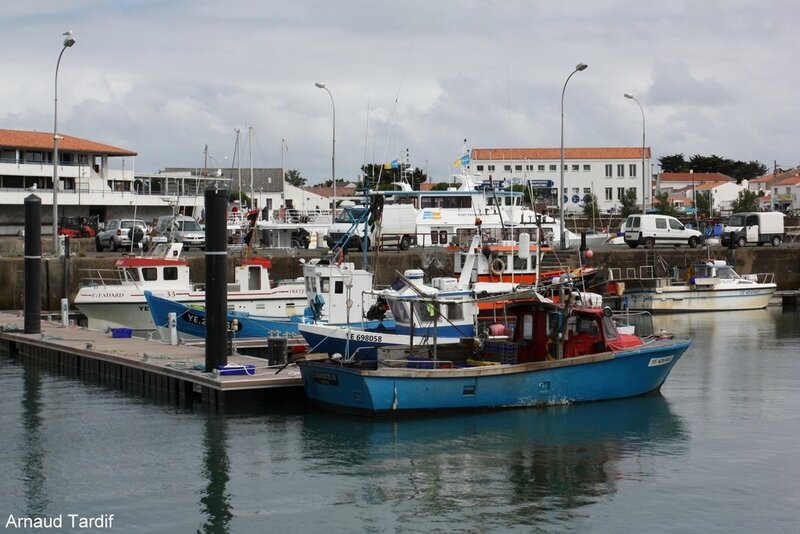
[624,93,647,214]
[52,31,76,254]
[559,62,588,250]
[315,82,335,215]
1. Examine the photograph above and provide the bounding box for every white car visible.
[624,214,703,249]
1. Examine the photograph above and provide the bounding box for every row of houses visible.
[2,127,798,234]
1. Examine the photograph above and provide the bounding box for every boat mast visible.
[248,126,254,207]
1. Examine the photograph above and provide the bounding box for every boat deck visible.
[0,312,303,407]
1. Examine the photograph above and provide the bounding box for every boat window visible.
[413,301,436,321]
[164,267,178,281]
[577,317,599,335]
[446,302,464,321]
[320,277,330,294]
[142,268,158,281]
[248,266,262,290]
[334,280,344,294]
[522,314,533,341]
[513,254,527,270]
[124,268,140,282]
[389,300,410,323]
[602,316,619,340]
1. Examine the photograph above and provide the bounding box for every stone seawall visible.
[0,238,797,311]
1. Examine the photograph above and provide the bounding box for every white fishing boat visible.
[614,259,776,312]
[74,243,306,331]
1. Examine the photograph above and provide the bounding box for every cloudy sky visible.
[3,1,797,184]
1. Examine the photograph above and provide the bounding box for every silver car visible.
[95,219,150,252]
[157,215,206,250]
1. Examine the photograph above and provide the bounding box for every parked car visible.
[623,214,703,249]
[95,219,149,252]
[157,215,206,250]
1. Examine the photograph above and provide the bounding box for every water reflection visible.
[301,395,688,529]
[198,414,232,534]
[21,364,50,517]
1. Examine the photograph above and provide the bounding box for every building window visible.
[549,164,557,172]
[563,164,568,171]
[571,164,579,172]
[617,164,625,177]
[629,187,637,200]
[629,164,637,177]
[537,164,545,171]
[515,165,522,171]
[572,187,580,195]
[487,165,495,171]
[583,187,591,195]
[583,164,591,171]
[605,164,613,178]
[617,187,626,200]
[476,165,484,171]
[504,165,512,171]
[605,187,613,201]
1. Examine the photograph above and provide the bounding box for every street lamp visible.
[624,93,647,214]
[52,31,76,254]
[559,62,588,250]
[315,82,335,215]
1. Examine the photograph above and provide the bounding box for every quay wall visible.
[0,236,798,311]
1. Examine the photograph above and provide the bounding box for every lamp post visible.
[52,31,76,254]
[315,82,335,215]
[624,93,647,214]
[559,62,588,250]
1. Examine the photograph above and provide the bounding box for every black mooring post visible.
[580,231,587,252]
[205,184,229,371]
[24,195,42,334]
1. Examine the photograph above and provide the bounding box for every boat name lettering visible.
[312,372,340,386]
[349,333,383,343]
[183,312,206,326]
[93,292,125,298]
[648,356,674,367]
[739,289,760,296]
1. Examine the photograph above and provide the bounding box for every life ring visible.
[489,257,506,275]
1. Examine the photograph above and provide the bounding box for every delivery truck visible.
[721,212,785,247]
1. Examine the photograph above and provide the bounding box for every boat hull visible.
[298,322,462,360]
[298,338,691,415]
[623,285,775,312]
[76,287,306,331]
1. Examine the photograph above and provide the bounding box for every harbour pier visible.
[0,312,304,408]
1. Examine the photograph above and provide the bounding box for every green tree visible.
[432,182,454,191]
[285,169,306,187]
[659,153,767,182]
[582,193,599,219]
[730,190,760,213]
[619,188,640,218]
[228,191,252,208]
[659,154,689,172]
[694,191,711,217]
[360,163,428,191]
[653,191,678,217]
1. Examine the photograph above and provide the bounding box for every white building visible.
[470,147,651,214]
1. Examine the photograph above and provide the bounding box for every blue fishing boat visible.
[144,290,301,338]
[298,268,518,360]
[297,292,691,415]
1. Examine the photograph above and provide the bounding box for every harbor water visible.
[1,308,799,533]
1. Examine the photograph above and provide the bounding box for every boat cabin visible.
[231,257,275,291]
[511,301,643,363]
[302,260,376,324]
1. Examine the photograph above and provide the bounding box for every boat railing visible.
[612,309,655,338]
[747,272,775,284]
[80,268,134,288]
[379,358,456,369]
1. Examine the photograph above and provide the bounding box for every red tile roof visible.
[471,147,651,160]
[776,173,800,186]
[0,128,136,156]
[659,172,732,182]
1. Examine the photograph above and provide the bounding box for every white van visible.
[624,214,703,249]
[721,212,785,247]
[327,202,417,250]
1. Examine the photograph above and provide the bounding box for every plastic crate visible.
[110,327,132,338]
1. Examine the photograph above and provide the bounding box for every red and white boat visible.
[74,243,306,332]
